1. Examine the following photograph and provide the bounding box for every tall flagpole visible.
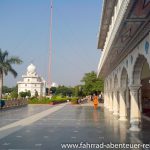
[48,0,53,94]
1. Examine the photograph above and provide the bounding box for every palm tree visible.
[0,49,23,98]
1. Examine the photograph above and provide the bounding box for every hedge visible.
[28,96,79,104]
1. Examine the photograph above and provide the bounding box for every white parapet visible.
[97,0,130,76]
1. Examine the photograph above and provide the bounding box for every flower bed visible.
[0,99,28,109]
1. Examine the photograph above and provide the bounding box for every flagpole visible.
[48,0,53,95]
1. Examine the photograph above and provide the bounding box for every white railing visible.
[97,0,130,76]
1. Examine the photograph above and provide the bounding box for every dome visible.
[27,64,36,75]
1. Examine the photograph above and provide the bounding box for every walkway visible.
[0,103,149,150]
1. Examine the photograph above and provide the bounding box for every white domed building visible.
[51,82,58,87]
[17,64,46,97]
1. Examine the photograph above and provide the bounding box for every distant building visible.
[17,64,46,97]
[51,82,58,87]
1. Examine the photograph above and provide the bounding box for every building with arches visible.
[97,0,150,131]
[17,64,46,97]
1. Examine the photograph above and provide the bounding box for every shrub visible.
[28,97,51,104]
[28,95,79,104]
[10,91,18,99]
[19,91,31,98]
[70,97,78,104]
[19,92,26,98]
[7,95,12,100]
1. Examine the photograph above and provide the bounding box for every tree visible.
[27,90,31,97]
[10,85,18,98]
[55,86,73,97]
[2,85,18,94]
[35,90,38,97]
[10,90,18,99]
[50,87,57,94]
[81,71,104,95]
[73,85,85,97]
[2,86,12,94]
[0,49,22,98]
[19,91,31,98]
[19,92,27,98]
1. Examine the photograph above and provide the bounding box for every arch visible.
[105,79,108,90]
[132,55,150,85]
[120,67,128,89]
[129,55,150,130]
[104,79,108,91]
[118,67,129,121]
[113,74,120,116]
[114,74,118,88]
[109,78,112,90]
[132,54,150,118]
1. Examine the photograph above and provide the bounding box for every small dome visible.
[27,64,36,75]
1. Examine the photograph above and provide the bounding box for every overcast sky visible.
[0,0,102,87]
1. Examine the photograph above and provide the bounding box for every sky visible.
[0,0,102,87]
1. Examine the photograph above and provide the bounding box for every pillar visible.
[109,91,113,112]
[126,88,129,109]
[129,85,141,131]
[139,88,142,113]
[104,91,108,109]
[106,91,110,109]
[119,88,127,121]
[126,88,130,117]
[113,90,119,116]
[104,91,107,108]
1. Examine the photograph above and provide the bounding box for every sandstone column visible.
[113,90,119,116]
[129,85,141,131]
[106,91,110,109]
[119,89,127,121]
[109,91,113,112]
[104,91,107,108]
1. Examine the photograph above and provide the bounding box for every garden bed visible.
[0,99,28,109]
[51,100,67,105]
[28,96,79,105]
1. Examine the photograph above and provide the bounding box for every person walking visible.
[98,91,103,103]
[93,92,98,110]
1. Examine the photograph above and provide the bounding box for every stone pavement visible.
[0,104,53,128]
[0,103,149,150]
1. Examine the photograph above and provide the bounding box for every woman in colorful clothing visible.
[93,92,99,110]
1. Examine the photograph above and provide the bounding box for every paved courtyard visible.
[0,103,150,150]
